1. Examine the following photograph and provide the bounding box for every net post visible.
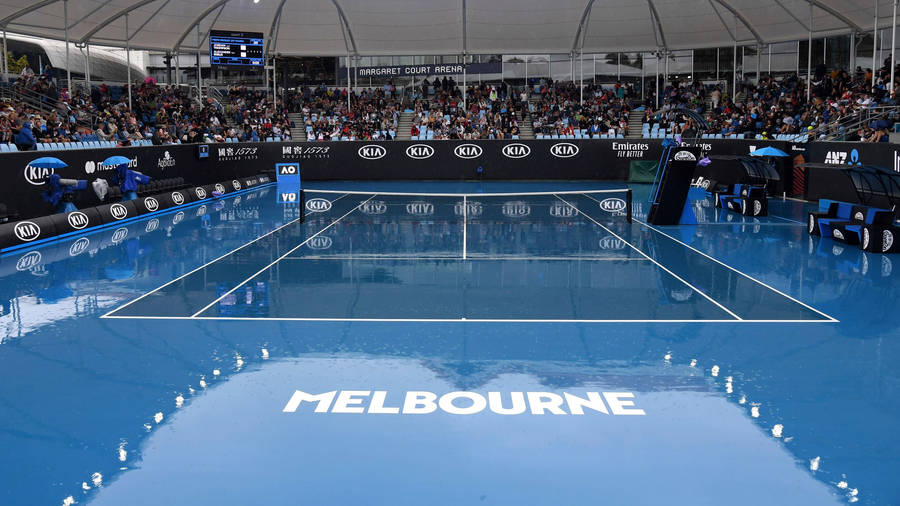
[626,188,633,223]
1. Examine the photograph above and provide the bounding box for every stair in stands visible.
[396,111,414,141]
[626,111,644,139]
[287,113,308,142]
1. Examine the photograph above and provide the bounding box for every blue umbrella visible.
[27,157,68,169]
[102,155,132,168]
[750,146,790,157]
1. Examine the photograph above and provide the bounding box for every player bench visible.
[713,184,768,217]
[807,199,899,253]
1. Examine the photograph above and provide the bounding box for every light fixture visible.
[253,0,260,3]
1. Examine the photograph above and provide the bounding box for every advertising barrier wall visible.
[804,141,900,202]
[1,138,807,222]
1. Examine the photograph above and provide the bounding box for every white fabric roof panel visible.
[0,0,892,55]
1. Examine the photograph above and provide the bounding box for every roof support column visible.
[3,29,8,85]
[807,2,812,101]
[346,50,351,111]
[83,44,91,89]
[126,13,132,108]
[462,54,466,112]
[732,42,737,99]
[64,0,70,91]
[891,0,898,96]
[655,51,659,109]
[196,24,202,100]
[873,0,879,91]
[756,44,760,83]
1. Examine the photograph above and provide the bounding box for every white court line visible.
[770,214,804,225]
[281,255,649,262]
[555,194,743,321]
[304,188,629,198]
[634,217,838,322]
[102,315,835,323]
[103,193,350,318]
[188,195,377,318]
[782,196,813,203]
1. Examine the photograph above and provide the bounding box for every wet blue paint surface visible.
[0,181,896,505]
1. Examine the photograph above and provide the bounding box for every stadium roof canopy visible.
[0,0,892,56]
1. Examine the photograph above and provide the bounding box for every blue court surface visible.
[0,180,896,505]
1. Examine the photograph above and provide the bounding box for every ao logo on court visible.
[16,251,41,271]
[144,197,159,212]
[67,212,89,230]
[195,187,207,199]
[307,236,333,250]
[358,145,387,160]
[406,144,434,159]
[172,192,185,205]
[550,143,579,158]
[502,143,531,159]
[599,198,627,214]
[172,211,185,225]
[14,221,41,241]
[306,198,332,212]
[146,218,159,233]
[110,203,128,220]
[454,144,482,159]
[406,201,434,216]
[281,192,299,203]
[361,201,388,215]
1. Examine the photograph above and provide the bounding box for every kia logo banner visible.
[406,144,435,160]
[502,144,531,159]
[550,143,579,158]
[110,203,129,220]
[358,145,387,160]
[24,162,53,185]
[144,197,159,212]
[454,144,483,159]
[66,212,89,230]
[14,221,41,241]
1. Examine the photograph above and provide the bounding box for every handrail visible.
[823,105,900,141]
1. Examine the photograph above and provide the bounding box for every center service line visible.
[102,192,351,318]
[189,194,377,318]
[554,194,743,321]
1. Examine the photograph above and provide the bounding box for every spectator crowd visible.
[3,56,900,150]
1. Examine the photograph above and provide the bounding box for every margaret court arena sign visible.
[342,62,503,78]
